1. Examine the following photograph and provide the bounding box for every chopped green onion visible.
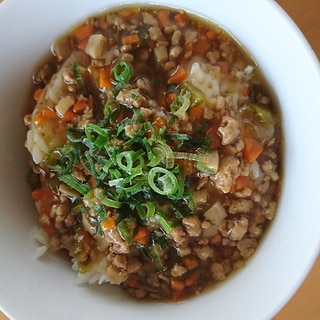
[101,196,122,209]
[155,210,174,234]
[45,146,75,174]
[117,216,136,244]
[170,90,191,118]
[136,202,156,220]
[73,62,86,95]
[148,167,179,196]
[112,61,132,84]
[58,174,90,195]
[181,81,205,107]
[195,151,219,174]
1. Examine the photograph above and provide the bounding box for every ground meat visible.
[229,199,254,214]
[218,117,240,145]
[211,261,231,281]
[237,238,258,258]
[103,228,130,254]
[171,263,187,277]
[182,216,202,237]
[116,88,149,108]
[211,156,241,193]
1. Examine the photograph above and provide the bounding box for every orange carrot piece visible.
[73,100,87,112]
[243,138,264,163]
[158,10,171,27]
[122,33,140,46]
[101,218,116,229]
[206,30,217,40]
[184,42,193,52]
[184,270,200,287]
[183,256,199,270]
[87,95,94,109]
[232,176,255,192]
[133,226,149,245]
[127,276,138,288]
[189,105,204,119]
[216,60,229,73]
[168,65,188,84]
[211,232,222,245]
[61,109,76,122]
[241,85,249,97]
[174,12,189,24]
[74,24,93,41]
[153,116,167,131]
[171,278,185,292]
[77,38,89,51]
[193,39,211,55]
[167,91,176,105]
[99,65,112,89]
[31,188,43,200]
[41,109,58,120]
[34,113,45,126]
[42,225,57,236]
[33,88,44,101]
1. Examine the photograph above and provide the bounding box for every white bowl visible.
[0,0,319,319]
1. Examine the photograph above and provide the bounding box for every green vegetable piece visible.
[73,62,86,95]
[45,146,75,174]
[181,81,205,107]
[148,167,179,196]
[117,216,136,244]
[58,174,90,195]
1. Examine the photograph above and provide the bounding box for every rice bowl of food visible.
[0,0,319,319]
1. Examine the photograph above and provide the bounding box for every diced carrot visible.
[87,95,94,109]
[73,100,87,112]
[122,33,140,46]
[183,256,199,270]
[133,226,149,245]
[168,65,188,84]
[216,60,229,73]
[211,232,222,245]
[184,270,200,287]
[241,85,249,97]
[61,109,76,122]
[42,224,57,236]
[33,88,44,101]
[120,9,139,20]
[171,278,185,292]
[74,24,93,41]
[167,91,176,104]
[101,218,116,229]
[158,10,171,27]
[153,116,167,131]
[243,138,264,163]
[206,30,217,40]
[174,12,189,24]
[99,65,112,89]
[193,39,211,55]
[41,109,58,120]
[77,38,89,51]
[127,276,138,288]
[232,175,255,192]
[189,105,204,120]
[184,42,193,52]
[34,113,45,126]
[31,188,43,200]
